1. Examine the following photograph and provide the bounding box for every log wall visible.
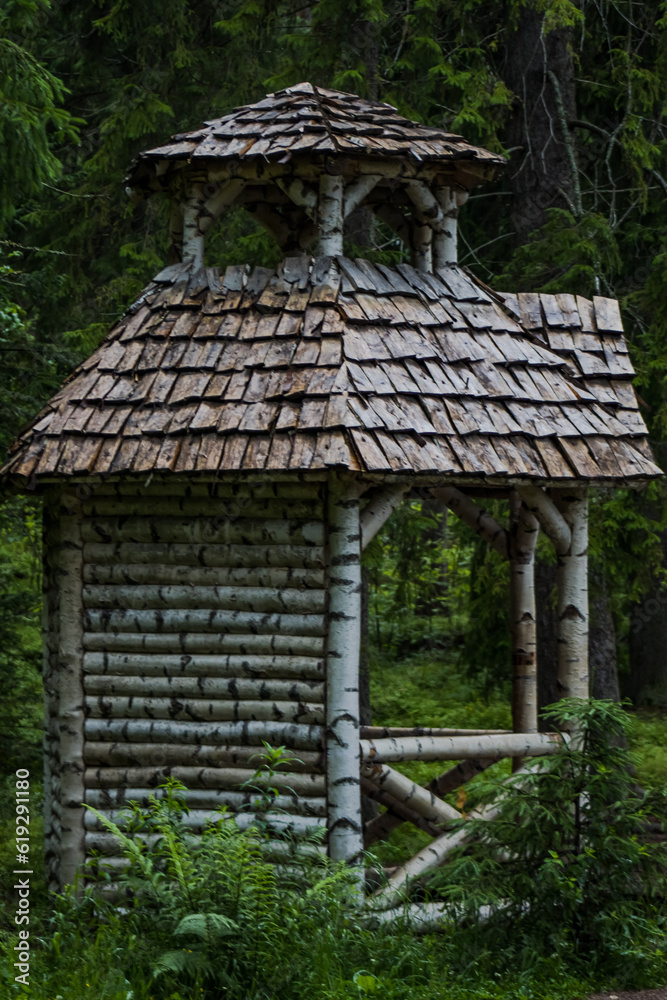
[44,479,330,884]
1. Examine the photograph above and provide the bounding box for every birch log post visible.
[319,174,344,256]
[509,492,539,739]
[554,489,590,708]
[57,507,86,888]
[326,473,363,864]
[433,187,458,266]
[362,763,460,825]
[181,183,206,270]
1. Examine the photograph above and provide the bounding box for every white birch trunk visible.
[82,652,324,681]
[84,695,324,725]
[83,608,325,637]
[85,766,326,795]
[82,632,325,656]
[343,174,382,216]
[360,732,563,763]
[83,674,324,703]
[84,718,324,749]
[84,741,324,772]
[81,518,324,546]
[82,584,325,614]
[83,542,325,569]
[516,486,571,555]
[57,509,86,888]
[85,787,327,816]
[83,564,325,589]
[509,493,539,737]
[555,489,589,707]
[319,174,344,256]
[326,473,363,863]
[181,184,205,270]
[360,726,510,738]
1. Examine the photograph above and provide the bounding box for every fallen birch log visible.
[360,732,563,764]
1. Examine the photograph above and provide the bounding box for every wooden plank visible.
[539,294,566,328]
[558,437,601,478]
[517,292,543,330]
[349,428,392,471]
[593,296,623,332]
[554,293,580,328]
[576,296,596,332]
[533,437,576,478]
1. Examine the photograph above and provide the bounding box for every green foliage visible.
[429,699,667,986]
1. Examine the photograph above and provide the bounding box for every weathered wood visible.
[363,763,460,825]
[319,174,344,256]
[82,652,324,680]
[85,766,326,794]
[326,473,363,863]
[431,487,508,559]
[84,695,324,725]
[83,608,325,637]
[82,631,325,656]
[509,493,539,738]
[517,485,571,554]
[360,732,563,763]
[554,488,589,708]
[57,509,86,888]
[360,485,409,549]
[84,718,325,749]
[83,741,324,771]
[83,674,325,703]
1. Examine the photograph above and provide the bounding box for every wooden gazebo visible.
[2,83,660,900]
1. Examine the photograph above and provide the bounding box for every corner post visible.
[57,502,86,889]
[555,488,589,703]
[326,473,363,865]
[433,187,458,265]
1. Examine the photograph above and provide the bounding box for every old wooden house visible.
[1,83,661,901]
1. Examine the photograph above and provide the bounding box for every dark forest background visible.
[2,0,667,777]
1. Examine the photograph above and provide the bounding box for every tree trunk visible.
[536,557,559,723]
[503,6,580,244]
[590,563,619,701]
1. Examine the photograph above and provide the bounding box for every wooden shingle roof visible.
[3,257,659,487]
[126,82,505,197]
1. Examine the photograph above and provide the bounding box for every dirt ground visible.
[588,991,667,1000]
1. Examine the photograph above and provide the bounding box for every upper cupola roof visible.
[126,82,505,201]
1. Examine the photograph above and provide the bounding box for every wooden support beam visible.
[319,174,344,256]
[276,178,318,219]
[517,485,571,555]
[326,474,363,863]
[360,485,409,550]
[372,800,503,906]
[509,493,539,738]
[344,174,382,217]
[554,488,589,707]
[362,763,460,825]
[360,732,564,764]
[181,184,205,270]
[431,486,508,559]
[363,757,496,846]
[361,777,441,840]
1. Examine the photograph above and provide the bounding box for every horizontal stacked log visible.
[76,480,328,878]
